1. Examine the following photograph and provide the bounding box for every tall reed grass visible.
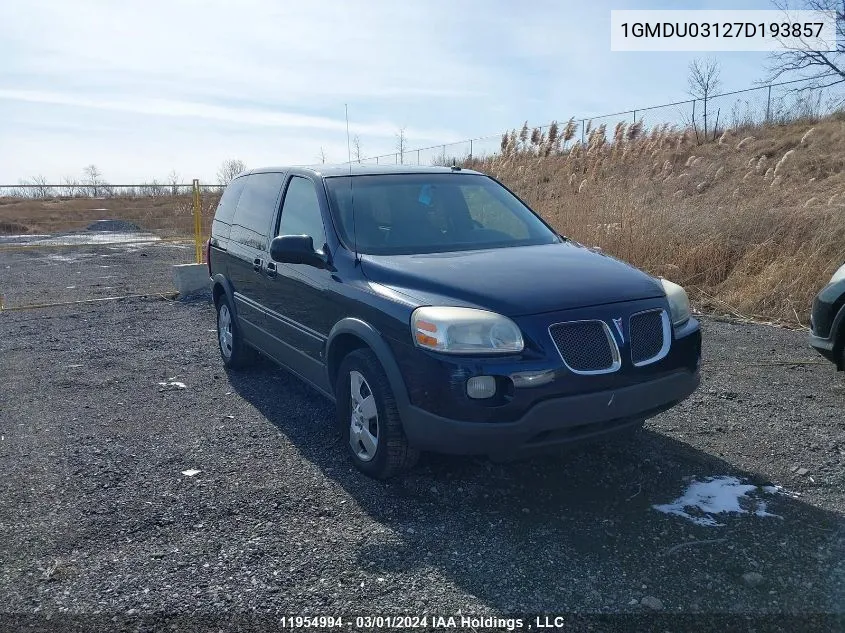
[468,111,845,326]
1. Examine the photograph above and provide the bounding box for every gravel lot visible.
[0,236,191,308]
[1,271,844,630]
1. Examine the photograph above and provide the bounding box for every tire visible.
[215,293,257,370]
[838,322,845,370]
[335,348,419,479]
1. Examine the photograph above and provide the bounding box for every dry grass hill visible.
[467,112,845,326]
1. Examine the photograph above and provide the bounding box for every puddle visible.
[48,254,78,263]
[47,253,96,263]
[2,232,161,247]
[33,232,161,246]
[653,476,783,527]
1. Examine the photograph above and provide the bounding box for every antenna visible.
[345,103,359,264]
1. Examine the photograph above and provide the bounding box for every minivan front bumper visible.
[400,368,700,456]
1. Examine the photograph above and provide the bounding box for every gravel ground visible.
[0,237,192,308]
[1,293,844,632]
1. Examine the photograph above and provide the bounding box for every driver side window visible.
[278,176,327,249]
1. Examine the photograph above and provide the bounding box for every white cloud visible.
[0,0,776,182]
[0,89,458,140]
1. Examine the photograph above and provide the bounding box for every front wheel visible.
[335,349,419,479]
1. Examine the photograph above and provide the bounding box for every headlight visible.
[411,306,524,354]
[831,263,845,284]
[659,278,691,327]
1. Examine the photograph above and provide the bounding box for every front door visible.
[261,175,333,391]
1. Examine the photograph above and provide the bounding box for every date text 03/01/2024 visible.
[353,615,526,630]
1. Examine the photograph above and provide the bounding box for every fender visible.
[210,274,236,311]
[326,318,411,411]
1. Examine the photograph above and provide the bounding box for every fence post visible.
[766,84,772,122]
[192,179,202,264]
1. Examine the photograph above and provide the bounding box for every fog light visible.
[466,376,496,399]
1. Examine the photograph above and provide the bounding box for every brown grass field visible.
[2,113,844,325]
[0,193,219,239]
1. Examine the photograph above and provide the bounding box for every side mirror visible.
[269,235,325,268]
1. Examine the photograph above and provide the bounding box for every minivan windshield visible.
[323,173,560,255]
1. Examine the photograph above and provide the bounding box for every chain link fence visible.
[0,182,223,310]
[356,75,844,166]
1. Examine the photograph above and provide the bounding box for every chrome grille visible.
[630,309,670,366]
[548,320,620,374]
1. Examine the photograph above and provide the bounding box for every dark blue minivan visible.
[208,165,701,479]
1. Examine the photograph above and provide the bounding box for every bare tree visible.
[395,127,407,165]
[141,180,166,197]
[687,58,722,142]
[766,0,845,90]
[20,175,52,199]
[217,159,246,186]
[83,164,105,197]
[317,147,328,164]
[168,170,181,196]
[62,175,79,197]
[352,135,362,163]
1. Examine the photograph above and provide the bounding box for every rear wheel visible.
[216,293,256,370]
[335,349,419,479]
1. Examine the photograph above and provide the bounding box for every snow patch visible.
[158,381,187,390]
[653,476,783,527]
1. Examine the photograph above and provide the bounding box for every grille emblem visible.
[611,318,625,343]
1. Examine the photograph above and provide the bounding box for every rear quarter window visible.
[230,172,285,250]
[213,176,247,224]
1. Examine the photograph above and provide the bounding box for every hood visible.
[360,242,665,317]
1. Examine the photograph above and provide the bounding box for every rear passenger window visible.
[278,177,326,249]
[214,176,247,223]
[231,172,285,250]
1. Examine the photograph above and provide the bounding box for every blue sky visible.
[0,0,778,184]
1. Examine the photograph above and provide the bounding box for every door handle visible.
[266,261,277,278]
[253,257,262,272]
